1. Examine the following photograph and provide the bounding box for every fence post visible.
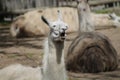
[56,0,59,7]
[117,2,119,7]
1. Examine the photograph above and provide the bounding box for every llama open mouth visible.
[60,32,65,36]
[60,32,66,40]
[61,37,65,40]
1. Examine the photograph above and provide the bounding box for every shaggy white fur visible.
[42,38,67,80]
[42,10,68,80]
[0,64,42,80]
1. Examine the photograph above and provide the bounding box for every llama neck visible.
[42,37,67,80]
[48,37,64,64]
[78,4,94,33]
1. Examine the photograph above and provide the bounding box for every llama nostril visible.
[62,28,65,31]
[63,27,67,31]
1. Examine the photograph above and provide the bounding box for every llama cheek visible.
[52,33,59,38]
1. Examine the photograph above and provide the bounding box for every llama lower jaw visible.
[60,32,66,41]
[61,36,66,40]
[54,36,66,42]
[54,37,66,42]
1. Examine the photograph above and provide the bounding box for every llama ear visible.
[109,13,116,20]
[57,10,63,21]
[41,16,50,26]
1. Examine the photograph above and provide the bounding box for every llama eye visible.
[53,25,56,27]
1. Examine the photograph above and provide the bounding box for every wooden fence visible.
[0,0,58,12]
[89,0,120,10]
[0,0,120,21]
[0,0,120,12]
[0,0,59,21]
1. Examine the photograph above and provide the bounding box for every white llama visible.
[0,10,68,80]
[41,10,68,80]
[77,0,94,33]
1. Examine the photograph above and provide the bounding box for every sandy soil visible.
[0,25,120,80]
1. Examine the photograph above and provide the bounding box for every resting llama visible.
[0,10,68,80]
[66,0,118,73]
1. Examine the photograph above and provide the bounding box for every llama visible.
[77,0,94,33]
[10,15,27,38]
[41,10,68,80]
[66,0,118,73]
[10,8,78,38]
[0,10,68,80]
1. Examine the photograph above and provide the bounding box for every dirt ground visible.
[0,25,120,80]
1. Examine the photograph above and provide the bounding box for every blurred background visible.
[0,1,120,80]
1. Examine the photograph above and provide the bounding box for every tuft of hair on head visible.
[41,16,49,25]
[57,10,63,21]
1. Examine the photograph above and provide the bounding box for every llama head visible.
[77,0,89,12]
[109,13,117,20]
[109,13,120,27]
[41,10,68,42]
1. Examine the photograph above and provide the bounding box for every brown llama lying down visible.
[66,32,118,73]
[10,8,78,38]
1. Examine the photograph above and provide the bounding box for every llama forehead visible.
[51,21,68,28]
[77,0,88,9]
[77,0,89,5]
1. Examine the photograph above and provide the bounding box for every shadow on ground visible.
[0,26,44,68]
[0,26,44,49]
